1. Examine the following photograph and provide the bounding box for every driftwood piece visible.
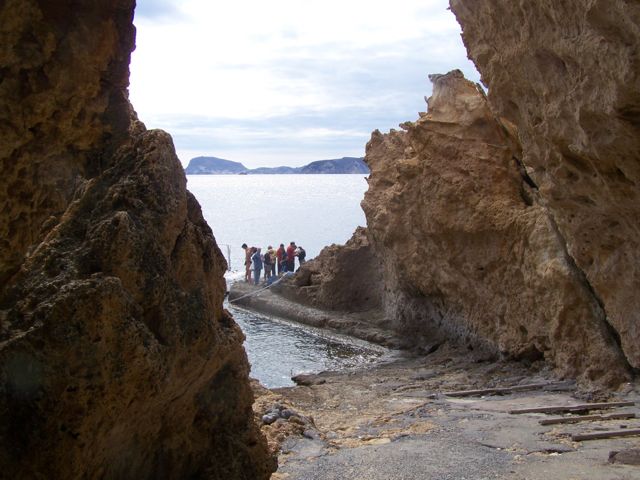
[539,413,636,426]
[509,401,635,415]
[572,429,640,442]
[443,381,572,398]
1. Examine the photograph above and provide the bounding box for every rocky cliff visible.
[449,0,640,372]
[359,70,629,384]
[0,1,273,478]
[278,227,384,313]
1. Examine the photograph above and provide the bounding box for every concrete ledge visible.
[228,280,401,348]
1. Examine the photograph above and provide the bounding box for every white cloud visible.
[130,0,479,167]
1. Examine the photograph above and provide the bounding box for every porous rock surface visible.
[278,227,383,313]
[449,0,640,370]
[0,1,272,478]
[305,70,629,385]
[362,71,630,383]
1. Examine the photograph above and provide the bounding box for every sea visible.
[186,174,369,271]
[187,174,385,387]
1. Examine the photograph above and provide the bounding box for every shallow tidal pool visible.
[228,303,386,388]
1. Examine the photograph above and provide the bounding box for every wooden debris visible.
[539,413,636,426]
[509,401,635,415]
[572,429,640,442]
[443,381,572,398]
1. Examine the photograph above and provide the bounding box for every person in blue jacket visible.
[251,247,263,285]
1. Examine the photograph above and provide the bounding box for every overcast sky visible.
[130,0,480,168]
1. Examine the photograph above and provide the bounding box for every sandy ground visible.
[233,282,640,479]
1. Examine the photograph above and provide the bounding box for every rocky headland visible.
[0,1,273,478]
[184,156,369,175]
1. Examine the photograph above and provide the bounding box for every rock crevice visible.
[450,0,640,371]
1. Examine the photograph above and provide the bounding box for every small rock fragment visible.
[303,429,320,440]
[262,413,279,425]
[292,373,326,386]
[609,449,640,465]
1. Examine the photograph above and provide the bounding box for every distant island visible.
[184,156,370,175]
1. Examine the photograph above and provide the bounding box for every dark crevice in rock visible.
[512,155,538,206]
[546,211,631,372]
[617,105,640,127]
[513,156,539,190]
[451,0,640,374]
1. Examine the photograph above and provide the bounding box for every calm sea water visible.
[229,305,385,388]
[188,174,381,387]
[186,174,368,272]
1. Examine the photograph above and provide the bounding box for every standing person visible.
[242,243,251,282]
[286,241,296,273]
[276,243,286,274]
[297,246,306,266]
[251,247,263,285]
[263,247,272,281]
[267,245,277,277]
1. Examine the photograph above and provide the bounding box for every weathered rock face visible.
[449,0,640,370]
[0,1,273,478]
[279,227,383,312]
[360,70,629,384]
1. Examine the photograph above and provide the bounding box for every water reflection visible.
[229,304,385,388]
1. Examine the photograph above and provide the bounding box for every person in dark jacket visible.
[251,247,263,285]
[263,248,273,281]
[296,246,306,266]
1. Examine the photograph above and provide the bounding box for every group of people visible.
[242,242,307,285]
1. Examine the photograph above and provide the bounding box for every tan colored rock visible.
[278,227,383,312]
[449,0,640,369]
[361,70,628,384]
[0,1,273,478]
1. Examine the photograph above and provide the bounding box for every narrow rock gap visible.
[513,155,539,190]
[545,211,631,372]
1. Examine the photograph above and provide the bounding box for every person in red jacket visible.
[286,242,296,273]
[276,244,286,275]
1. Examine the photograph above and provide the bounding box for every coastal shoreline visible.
[228,279,401,349]
[232,276,640,478]
[252,342,640,479]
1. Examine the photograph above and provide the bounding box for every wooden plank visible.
[443,381,572,398]
[539,413,636,426]
[572,429,640,442]
[509,401,635,415]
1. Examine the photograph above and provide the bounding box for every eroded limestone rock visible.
[449,0,640,370]
[359,70,628,384]
[0,1,273,478]
[278,227,383,312]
